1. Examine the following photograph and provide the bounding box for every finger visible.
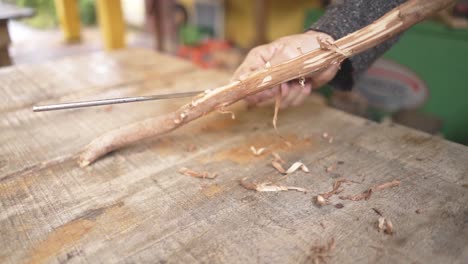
[280,82,302,109]
[307,64,340,88]
[291,82,312,106]
[249,86,280,108]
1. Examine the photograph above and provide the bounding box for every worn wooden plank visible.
[0,48,195,113]
[0,49,467,264]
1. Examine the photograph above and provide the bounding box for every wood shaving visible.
[372,208,383,216]
[321,132,334,143]
[218,108,236,120]
[325,165,334,173]
[271,160,286,174]
[240,177,307,193]
[377,217,394,235]
[286,161,310,174]
[373,180,401,191]
[339,180,401,202]
[273,91,281,132]
[271,152,285,164]
[319,179,347,199]
[272,161,309,174]
[315,195,329,206]
[299,76,306,87]
[250,146,266,156]
[178,167,217,179]
[307,237,336,264]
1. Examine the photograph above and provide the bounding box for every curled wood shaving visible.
[218,107,236,120]
[315,195,329,206]
[250,146,266,156]
[308,237,336,264]
[271,160,286,174]
[272,160,310,174]
[339,180,401,202]
[317,36,353,57]
[240,178,307,193]
[179,167,217,179]
[377,217,394,235]
[286,161,310,174]
[320,179,347,199]
[273,91,281,132]
[325,165,334,173]
[322,132,329,139]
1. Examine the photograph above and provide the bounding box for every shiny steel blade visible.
[32,90,203,112]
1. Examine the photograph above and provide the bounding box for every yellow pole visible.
[54,0,81,42]
[96,0,126,50]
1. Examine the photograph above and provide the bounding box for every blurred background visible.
[1,0,467,145]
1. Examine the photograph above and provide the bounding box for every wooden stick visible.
[79,0,453,167]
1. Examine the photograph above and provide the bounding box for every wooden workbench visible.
[1,49,467,264]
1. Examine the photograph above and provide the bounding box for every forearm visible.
[310,0,408,90]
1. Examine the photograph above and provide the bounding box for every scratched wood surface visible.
[1,48,467,264]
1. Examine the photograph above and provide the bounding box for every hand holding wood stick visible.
[79,0,454,167]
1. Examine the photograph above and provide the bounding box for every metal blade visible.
[32,90,203,112]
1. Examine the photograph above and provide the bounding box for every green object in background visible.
[14,0,97,28]
[79,0,96,26]
[16,0,57,28]
[180,24,203,46]
[384,21,468,145]
[305,9,468,145]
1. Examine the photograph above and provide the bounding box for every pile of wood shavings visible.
[179,167,218,179]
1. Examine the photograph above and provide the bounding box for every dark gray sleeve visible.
[309,0,407,90]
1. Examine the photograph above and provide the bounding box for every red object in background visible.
[177,39,231,68]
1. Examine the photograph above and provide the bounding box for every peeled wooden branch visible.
[79,0,453,167]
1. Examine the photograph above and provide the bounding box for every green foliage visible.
[15,0,57,28]
[79,0,96,26]
[13,0,97,28]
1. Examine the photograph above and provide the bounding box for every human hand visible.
[232,31,340,108]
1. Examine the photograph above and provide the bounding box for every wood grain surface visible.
[1,49,467,264]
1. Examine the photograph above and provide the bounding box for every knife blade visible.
[32,90,203,112]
